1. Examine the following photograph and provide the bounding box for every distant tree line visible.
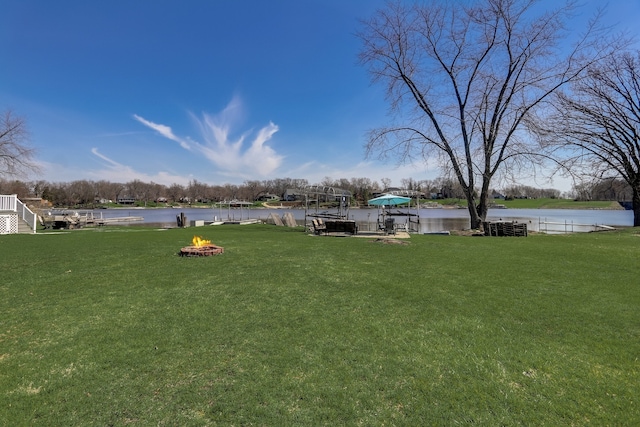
[0,177,306,208]
[1,175,626,209]
[568,178,633,202]
[1,177,383,207]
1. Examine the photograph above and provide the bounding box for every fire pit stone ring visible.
[179,244,224,257]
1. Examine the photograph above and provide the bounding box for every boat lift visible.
[303,185,352,231]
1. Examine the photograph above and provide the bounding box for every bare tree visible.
[187,179,208,202]
[43,182,68,207]
[149,182,166,203]
[268,178,308,199]
[501,184,560,199]
[242,180,266,201]
[541,51,640,225]
[591,179,633,202]
[221,183,239,201]
[358,0,613,229]
[568,181,594,201]
[166,183,185,203]
[380,178,391,191]
[350,177,377,203]
[67,180,96,207]
[0,109,39,178]
[400,177,418,191]
[438,177,466,199]
[96,180,125,204]
[0,178,31,198]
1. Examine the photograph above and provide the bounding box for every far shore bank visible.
[86,198,627,211]
[34,196,629,213]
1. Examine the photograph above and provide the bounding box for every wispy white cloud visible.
[195,117,281,176]
[133,114,191,150]
[91,147,121,167]
[134,97,283,177]
[282,159,440,188]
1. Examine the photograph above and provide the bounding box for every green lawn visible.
[1,225,639,425]
[499,198,623,209]
[437,197,623,209]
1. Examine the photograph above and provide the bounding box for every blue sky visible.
[2,1,638,191]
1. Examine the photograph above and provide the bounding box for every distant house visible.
[155,197,168,203]
[283,189,304,201]
[257,193,280,202]
[116,196,136,205]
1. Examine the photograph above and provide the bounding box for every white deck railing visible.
[16,197,37,233]
[0,194,37,233]
[0,194,17,211]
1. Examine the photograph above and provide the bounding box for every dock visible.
[41,211,143,229]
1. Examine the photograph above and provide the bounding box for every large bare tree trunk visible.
[359,0,616,229]
[633,186,640,227]
[465,193,481,230]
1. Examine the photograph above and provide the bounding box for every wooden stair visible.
[18,217,36,233]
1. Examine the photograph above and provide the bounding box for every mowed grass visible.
[499,198,623,210]
[1,225,639,425]
[438,197,622,209]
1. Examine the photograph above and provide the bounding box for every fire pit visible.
[180,236,224,257]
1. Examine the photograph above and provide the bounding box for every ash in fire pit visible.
[180,236,224,257]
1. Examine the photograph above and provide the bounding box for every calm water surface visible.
[93,206,634,233]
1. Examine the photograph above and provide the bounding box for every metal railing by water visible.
[539,218,615,234]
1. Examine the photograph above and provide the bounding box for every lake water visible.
[91,206,634,233]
